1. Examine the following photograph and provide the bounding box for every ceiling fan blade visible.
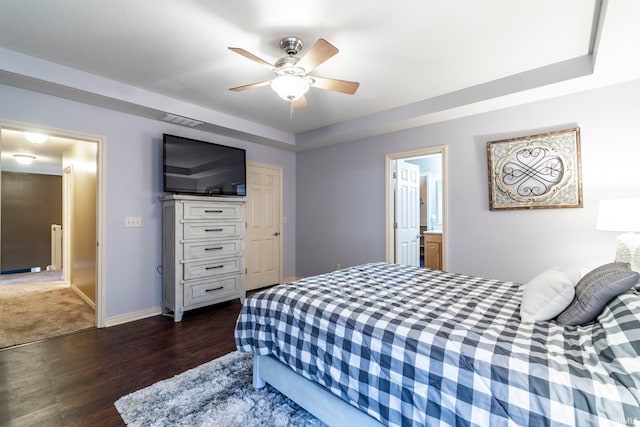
[296,39,338,73]
[293,96,308,109]
[229,80,272,92]
[311,76,360,95]
[228,47,274,69]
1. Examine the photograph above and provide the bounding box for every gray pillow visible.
[556,262,639,326]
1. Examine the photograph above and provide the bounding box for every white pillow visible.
[520,268,575,322]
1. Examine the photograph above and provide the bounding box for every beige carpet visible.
[0,271,95,349]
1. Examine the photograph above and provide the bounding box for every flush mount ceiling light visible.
[24,132,48,144]
[13,154,36,165]
[228,36,359,110]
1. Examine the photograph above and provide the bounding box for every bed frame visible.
[253,354,384,427]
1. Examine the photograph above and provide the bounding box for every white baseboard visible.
[71,283,96,309]
[104,307,162,327]
[282,275,303,284]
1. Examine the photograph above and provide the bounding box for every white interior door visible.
[395,160,420,266]
[245,162,282,290]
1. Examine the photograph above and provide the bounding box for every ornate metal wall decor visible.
[487,128,582,210]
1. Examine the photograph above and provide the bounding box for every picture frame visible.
[487,128,582,210]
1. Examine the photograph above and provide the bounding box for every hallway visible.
[0,270,94,349]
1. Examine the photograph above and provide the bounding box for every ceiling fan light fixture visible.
[271,75,310,102]
[13,154,36,165]
[24,132,48,144]
[229,37,358,108]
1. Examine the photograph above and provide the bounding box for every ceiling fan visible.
[228,36,360,109]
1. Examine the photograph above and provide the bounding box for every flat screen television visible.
[163,134,246,196]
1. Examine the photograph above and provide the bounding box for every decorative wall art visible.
[487,128,582,210]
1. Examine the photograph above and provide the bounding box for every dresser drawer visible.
[182,202,242,220]
[183,275,241,307]
[183,239,242,260]
[182,222,242,240]
[183,257,242,280]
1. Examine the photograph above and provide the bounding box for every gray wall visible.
[3,76,639,320]
[296,78,640,283]
[0,84,296,320]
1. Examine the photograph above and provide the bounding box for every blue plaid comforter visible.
[235,262,640,426]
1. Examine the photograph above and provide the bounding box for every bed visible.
[235,262,640,426]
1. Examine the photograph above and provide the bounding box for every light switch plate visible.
[125,216,141,227]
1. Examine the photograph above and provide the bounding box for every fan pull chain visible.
[289,101,294,118]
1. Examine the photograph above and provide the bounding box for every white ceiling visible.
[1,0,640,157]
[0,129,85,175]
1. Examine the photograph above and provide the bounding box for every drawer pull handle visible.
[204,247,224,251]
[205,228,224,232]
[205,265,224,270]
[205,286,224,293]
[205,210,223,213]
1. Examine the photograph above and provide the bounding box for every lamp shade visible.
[596,198,640,232]
[271,75,309,101]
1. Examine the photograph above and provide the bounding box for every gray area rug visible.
[115,351,326,427]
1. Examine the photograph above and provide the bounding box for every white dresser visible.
[162,195,246,322]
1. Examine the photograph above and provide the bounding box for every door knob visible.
[273,232,280,236]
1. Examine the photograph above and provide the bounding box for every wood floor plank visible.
[0,299,244,426]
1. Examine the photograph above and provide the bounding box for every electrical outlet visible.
[336,264,341,270]
[125,216,141,227]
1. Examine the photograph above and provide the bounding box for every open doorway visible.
[385,146,447,270]
[0,122,105,348]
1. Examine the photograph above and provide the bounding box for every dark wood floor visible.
[0,299,244,426]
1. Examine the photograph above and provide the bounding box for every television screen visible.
[163,134,246,196]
